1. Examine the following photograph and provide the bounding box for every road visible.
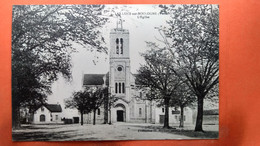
[12,123,218,141]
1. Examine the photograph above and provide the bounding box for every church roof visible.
[83,74,105,85]
[105,72,109,86]
[83,73,109,86]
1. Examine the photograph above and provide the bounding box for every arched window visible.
[97,108,100,115]
[115,83,118,93]
[55,115,58,120]
[122,83,125,93]
[119,83,121,93]
[120,38,123,54]
[116,38,119,54]
[40,114,45,122]
[116,46,119,54]
[139,108,142,117]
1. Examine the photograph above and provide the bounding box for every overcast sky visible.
[48,5,172,109]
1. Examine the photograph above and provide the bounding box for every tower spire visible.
[115,13,124,29]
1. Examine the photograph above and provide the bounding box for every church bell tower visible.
[109,23,130,101]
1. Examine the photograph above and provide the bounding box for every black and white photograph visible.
[12,4,219,141]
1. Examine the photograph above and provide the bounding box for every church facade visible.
[108,27,156,123]
[82,27,193,125]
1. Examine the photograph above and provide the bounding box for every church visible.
[82,24,193,125]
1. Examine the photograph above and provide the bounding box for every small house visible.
[33,104,62,124]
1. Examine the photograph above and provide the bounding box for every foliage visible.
[12,5,108,128]
[65,86,108,125]
[172,83,196,108]
[158,4,219,98]
[65,90,92,114]
[101,86,119,124]
[159,4,219,131]
[136,43,182,128]
[87,87,105,111]
[170,82,196,127]
[65,90,93,125]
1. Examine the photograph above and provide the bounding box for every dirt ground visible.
[12,123,219,141]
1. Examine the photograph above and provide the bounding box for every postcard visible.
[12,4,219,141]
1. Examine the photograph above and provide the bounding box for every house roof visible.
[203,109,219,115]
[83,73,109,86]
[45,104,62,112]
[33,104,62,113]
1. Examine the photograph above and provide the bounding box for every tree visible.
[87,87,105,125]
[12,5,108,128]
[159,5,219,131]
[136,43,182,129]
[103,87,109,124]
[170,82,196,128]
[107,94,118,124]
[65,87,114,125]
[65,90,92,125]
[102,86,118,124]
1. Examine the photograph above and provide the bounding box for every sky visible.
[48,5,172,109]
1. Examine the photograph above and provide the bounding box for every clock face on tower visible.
[117,66,122,71]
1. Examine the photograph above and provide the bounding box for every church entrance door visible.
[117,110,124,122]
